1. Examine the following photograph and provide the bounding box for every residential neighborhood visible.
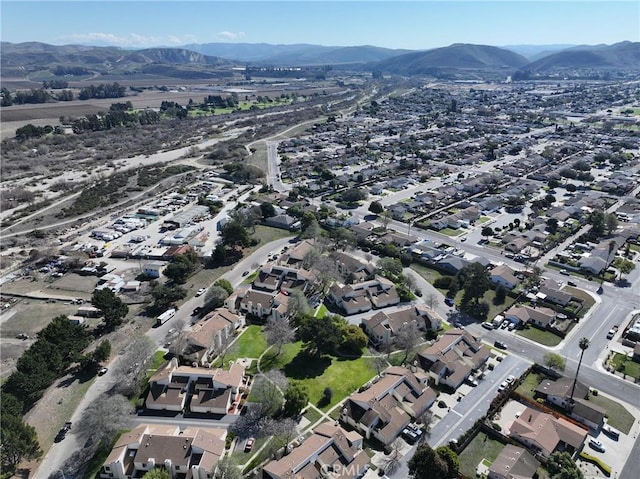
[1,34,640,479]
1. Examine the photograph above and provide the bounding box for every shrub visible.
[579,452,611,476]
[591,389,599,396]
[491,422,501,431]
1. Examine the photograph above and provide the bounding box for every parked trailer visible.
[157,308,176,325]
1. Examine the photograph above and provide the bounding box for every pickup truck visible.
[606,325,619,339]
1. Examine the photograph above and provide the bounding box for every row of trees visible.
[78,82,127,100]
[0,87,74,106]
[0,316,101,473]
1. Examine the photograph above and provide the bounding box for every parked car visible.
[606,329,616,339]
[500,320,510,329]
[55,422,72,442]
[507,322,516,331]
[444,297,455,307]
[465,375,479,387]
[494,341,508,350]
[567,280,577,287]
[560,269,570,276]
[482,322,494,330]
[244,437,255,452]
[588,438,606,453]
[242,271,249,277]
[98,367,108,376]
[195,287,207,297]
[505,375,516,384]
[498,381,509,392]
[602,424,620,440]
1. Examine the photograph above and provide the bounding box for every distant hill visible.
[523,41,640,71]
[0,42,237,77]
[501,44,577,61]
[369,43,529,76]
[185,42,412,65]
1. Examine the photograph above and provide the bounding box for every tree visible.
[588,209,606,237]
[481,226,493,239]
[436,446,460,478]
[382,438,404,475]
[544,352,566,371]
[202,285,230,314]
[301,247,321,269]
[369,201,384,214]
[252,370,288,417]
[425,293,438,310]
[312,257,341,294]
[408,443,449,479]
[221,220,251,250]
[0,414,42,472]
[546,451,583,479]
[546,217,559,234]
[286,289,311,320]
[613,257,635,280]
[339,323,368,354]
[298,316,342,355]
[113,335,156,397]
[142,469,170,479]
[164,253,197,284]
[76,392,133,448]
[266,418,299,456]
[265,317,295,356]
[459,262,491,306]
[570,338,590,403]
[283,381,309,417]
[92,339,111,364]
[91,288,129,330]
[260,202,276,218]
[215,278,234,295]
[214,456,242,479]
[151,283,187,311]
[380,210,392,230]
[330,227,356,251]
[300,218,322,240]
[606,213,618,234]
[376,257,404,282]
[396,321,422,364]
[494,285,507,304]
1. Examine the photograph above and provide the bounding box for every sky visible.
[1,1,639,51]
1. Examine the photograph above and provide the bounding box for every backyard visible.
[608,352,640,382]
[458,431,506,478]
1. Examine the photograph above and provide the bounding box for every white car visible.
[195,287,207,297]
[588,438,605,453]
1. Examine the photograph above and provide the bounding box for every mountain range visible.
[1,40,638,80]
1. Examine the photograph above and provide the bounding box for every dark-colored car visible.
[444,297,455,307]
[54,422,72,442]
[494,340,508,350]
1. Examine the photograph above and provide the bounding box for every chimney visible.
[528,414,532,423]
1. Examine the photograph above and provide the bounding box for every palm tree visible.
[570,337,590,403]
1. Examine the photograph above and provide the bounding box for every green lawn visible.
[458,432,506,478]
[411,263,447,287]
[303,407,324,427]
[259,341,304,372]
[439,228,466,237]
[609,352,640,381]
[265,346,376,411]
[314,304,329,318]
[515,371,546,399]
[516,326,563,346]
[586,392,635,434]
[218,325,268,366]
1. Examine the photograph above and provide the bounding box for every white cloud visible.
[60,32,164,47]
[216,31,245,42]
[168,34,199,45]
